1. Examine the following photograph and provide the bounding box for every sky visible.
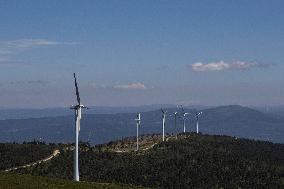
[0,0,284,108]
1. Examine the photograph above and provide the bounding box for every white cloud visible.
[90,83,107,89]
[190,61,269,72]
[0,39,78,49]
[114,83,147,90]
[9,80,49,85]
[0,39,78,65]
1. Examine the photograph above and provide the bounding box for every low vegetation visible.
[0,173,147,189]
[96,134,163,152]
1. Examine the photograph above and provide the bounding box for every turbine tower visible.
[135,113,141,151]
[161,109,167,141]
[182,112,189,133]
[70,73,86,182]
[196,112,203,134]
[174,111,179,139]
[180,106,189,133]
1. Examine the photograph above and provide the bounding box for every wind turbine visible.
[174,111,179,139]
[161,109,167,141]
[135,113,141,151]
[70,73,86,182]
[195,112,203,134]
[182,112,190,133]
[180,106,190,133]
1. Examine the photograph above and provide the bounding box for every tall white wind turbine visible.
[135,113,141,151]
[196,112,203,134]
[161,109,167,141]
[70,73,86,182]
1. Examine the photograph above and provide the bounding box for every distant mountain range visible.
[0,104,211,120]
[0,105,283,144]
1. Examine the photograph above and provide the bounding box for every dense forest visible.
[0,141,56,170]
[12,133,284,188]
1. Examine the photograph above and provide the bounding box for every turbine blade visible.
[180,105,185,113]
[74,73,81,105]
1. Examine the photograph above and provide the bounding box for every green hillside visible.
[13,133,284,188]
[0,142,56,170]
[0,173,147,189]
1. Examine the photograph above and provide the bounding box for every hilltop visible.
[11,133,284,188]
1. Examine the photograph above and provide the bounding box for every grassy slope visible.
[0,173,148,189]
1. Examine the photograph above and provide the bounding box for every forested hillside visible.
[0,141,56,170]
[0,173,148,189]
[14,133,284,188]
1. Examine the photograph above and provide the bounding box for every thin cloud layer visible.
[90,83,107,89]
[90,82,149,90]
[0,39,78,49]
[0,39,78,64]
[190,61,270,72]
[8,80,49,86]
[113,83,147,90]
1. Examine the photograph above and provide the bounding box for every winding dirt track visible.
[113,136,176,153]
[4,149,60,172]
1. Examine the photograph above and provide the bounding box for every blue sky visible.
[0,0,283,108]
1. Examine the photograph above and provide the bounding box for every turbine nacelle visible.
[183,112,190,117]
[196,111,203,119]
[135,113,141,121]
[161,109,167,118]
[179,105,190,118]
[135,113,141,125]
[70,105,87,110]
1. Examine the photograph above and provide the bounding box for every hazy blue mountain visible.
[0,104,210,120]
[252,105,284,118]
[0,105,283,145]
[0,108,71,120]
[0,104,175,120]
[200,105,284,142]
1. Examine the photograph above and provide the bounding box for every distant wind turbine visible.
[174,111,179,139]
[70,73,87,182]
[182,112,190,133]
[135,113,141,151]
[161,109,167,141]
[195,112,203,134]
[180,106,190,133]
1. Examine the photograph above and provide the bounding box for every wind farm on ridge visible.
[1,1,284,188]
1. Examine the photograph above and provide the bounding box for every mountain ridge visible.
[0,105,283,144]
